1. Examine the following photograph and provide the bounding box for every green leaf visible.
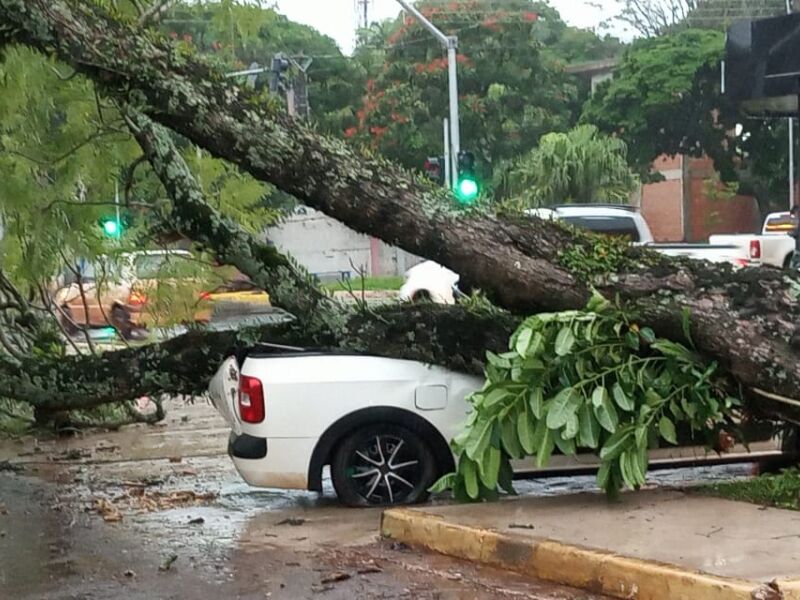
[652,340,696,364]
[597,462,611,489]
[498,458,516,495]
[578,403,600,449]
[645,388,663,408]
[462,458,479,500]
[535,424,555,468]
[517,407,536,454]
[500,411,523,458]
[479,446,501,490]
[634,424,647,449]
[599,427,633,461]
[612,382,634,411]
[620,451,634,489]
[484,387,512,409]
[429,473,456,494]
[547,389,580,429]
[529,387,544,419]
[465,418,493,461]
[625,330,640,350]
[486,351,512,369]
[585,290,610,312]
[515,328,533,357]
[594,395,619,433]
[564,413,579,440]
[554,429,577,455]
[659,416,678,445]
[554,326,576,356]
[640,327,656,344]
[592,386,607,408]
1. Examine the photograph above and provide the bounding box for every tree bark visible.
[0,0,798,406]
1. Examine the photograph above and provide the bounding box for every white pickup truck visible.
[710,211,798,269]
[208,345,790,507]
[400,205,757,304]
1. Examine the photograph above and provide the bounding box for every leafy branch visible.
[433,292,742,501]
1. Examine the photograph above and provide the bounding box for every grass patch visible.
[703,468,800,510]
[321,276,404,292]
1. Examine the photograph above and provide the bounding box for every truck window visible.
[561,216,641,242]
[764,214,798,234]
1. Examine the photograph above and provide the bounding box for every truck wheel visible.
[111,305,134,341]
[411,290,432,303]
[331,424,438,507]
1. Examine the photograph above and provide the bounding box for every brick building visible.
[569,59,763,242]
[639,155,761,242]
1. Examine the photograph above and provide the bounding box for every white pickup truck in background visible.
[710,211,798,269]
[400,205,758,304]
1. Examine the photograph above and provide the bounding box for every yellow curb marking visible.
[382,508,780,600]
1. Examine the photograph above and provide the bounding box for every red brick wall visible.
[687,158,760,240]
[641,180,684,241]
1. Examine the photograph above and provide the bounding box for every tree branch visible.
[138,0,176,27]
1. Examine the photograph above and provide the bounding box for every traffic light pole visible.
[443,118,451,188]
[788,0,796,210]
[395,0,460,188]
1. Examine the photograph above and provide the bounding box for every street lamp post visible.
[394,0,460,189]
[788,0,796,210]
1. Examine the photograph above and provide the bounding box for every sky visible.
[272,0,626,54]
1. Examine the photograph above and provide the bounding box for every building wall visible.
[265,206,421,280]
[640,155,761,242]
[640,156,685,242]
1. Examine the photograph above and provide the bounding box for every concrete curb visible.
[382,508,800,600]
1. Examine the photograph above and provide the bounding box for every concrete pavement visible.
[383,490,800,599]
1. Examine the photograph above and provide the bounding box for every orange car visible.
[54,250,270,339]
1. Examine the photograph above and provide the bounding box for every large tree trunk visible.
[0,1,798,409]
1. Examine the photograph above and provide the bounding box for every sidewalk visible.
[383,490,800,600]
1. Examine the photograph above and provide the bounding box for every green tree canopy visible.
[347,0,621,175]
[161,0,366,134]
[581,29,736,178]
[497,125,638,206]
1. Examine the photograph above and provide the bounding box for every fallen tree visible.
[0,0,798,427]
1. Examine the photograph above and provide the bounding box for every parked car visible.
[208,346,790,507]
[400,205,756,304]
[710,211,798,269]
[54,250,270,339]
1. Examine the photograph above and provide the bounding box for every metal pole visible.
[791,119,796,210]
[114,181,121,234]
[447,39,460,187]
[789,0,795,210]
[395,0,461,189]
[443,118,451,188]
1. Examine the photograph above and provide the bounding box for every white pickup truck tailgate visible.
[208,356,242,435]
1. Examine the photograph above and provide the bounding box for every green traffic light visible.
[102,219,120,237]
[455,177,479,204]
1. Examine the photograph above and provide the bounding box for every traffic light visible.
[99,215,127,238]
[423,156,446,186]
[455,151,479,205]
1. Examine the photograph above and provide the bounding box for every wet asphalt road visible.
[0,402,612,600]
[0,400,758,600]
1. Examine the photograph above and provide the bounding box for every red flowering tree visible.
[349,1,620,179]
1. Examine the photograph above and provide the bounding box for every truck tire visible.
[411,290,432,303]
[331,424,438,507]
